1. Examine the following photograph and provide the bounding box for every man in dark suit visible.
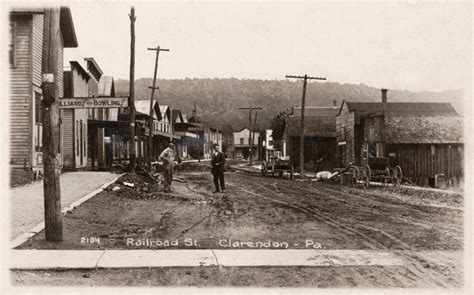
[211,144,225,193]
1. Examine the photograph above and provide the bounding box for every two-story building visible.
[9,7,78,183]
[62,61,89,170]
[232,127,260,160]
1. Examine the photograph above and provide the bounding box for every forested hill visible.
[115,78,463,131]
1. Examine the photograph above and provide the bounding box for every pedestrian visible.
[211,143,226,193]
[159,142,180,193]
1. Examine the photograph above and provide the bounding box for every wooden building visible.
[173,111,199,159]
[187,116,223,159]
[336,89,463,186]
[62,61,89,170]
[88,74,127,169]
[232,127,260,160]
[283,107,339,171]
[9,7,77,182]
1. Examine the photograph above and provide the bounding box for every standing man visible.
[159,142,179,192]
[211,144,226,193]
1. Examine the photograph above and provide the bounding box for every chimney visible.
[381,89,388,103]
[333,100,337,107]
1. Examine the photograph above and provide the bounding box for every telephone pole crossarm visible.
[285,75,326,81]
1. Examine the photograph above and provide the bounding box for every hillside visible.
[115,78,463,131]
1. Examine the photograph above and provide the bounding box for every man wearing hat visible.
[211,143,226,193]
[159,142,179,192]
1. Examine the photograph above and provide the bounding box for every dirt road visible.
[14,164,463,287]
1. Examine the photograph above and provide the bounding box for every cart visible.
[348,157,402,189]
[261,155,294,179]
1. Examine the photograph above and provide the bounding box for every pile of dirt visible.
[106,172,164,200]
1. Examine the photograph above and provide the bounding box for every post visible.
[286,74,326,178]
[248,109,252,163]
[128,7,136,172]
[41,7,62,241]
[251,111,258,162]
[238,107,263,164]
[147,46,169,170]
[299,75,308,178]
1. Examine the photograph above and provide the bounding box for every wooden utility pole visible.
[251,111,258,161]
[238,107,262,165]
[128,7,137,172]
[286,74,326,178]
[41,7,62,241]
[147,46,169,170]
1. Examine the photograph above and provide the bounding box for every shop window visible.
[367,143,376,158]
[76,120,80,156]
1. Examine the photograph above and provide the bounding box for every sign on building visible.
[59,97,128,109]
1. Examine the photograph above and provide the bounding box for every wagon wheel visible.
[349,166,360,187]
[360,165,371,189]
[393,165,402,187]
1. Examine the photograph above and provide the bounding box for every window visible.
[34,92,43,152]
[9,22,16,68]
[340,127,346,140]
[76,120,80,156]
[240,138,244,145]
[368,143,376,158]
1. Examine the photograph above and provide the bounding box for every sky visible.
[13,1,474,92]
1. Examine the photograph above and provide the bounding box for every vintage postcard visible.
[1,0,472,293]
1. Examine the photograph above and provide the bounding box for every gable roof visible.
[383,116,463,144]
[285,116,336,138]
[97,76,115,97]
[339,101,459,117]
[69,61,90,82]
[171,110,183,123]
[10,7,78,47]
[132,100,163,119]
[293,106,340,117]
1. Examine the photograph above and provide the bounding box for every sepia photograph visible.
[1,0,472,293]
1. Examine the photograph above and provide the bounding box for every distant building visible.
[283,107,339,171]
[232,127,260,159]
[188,116,223,159]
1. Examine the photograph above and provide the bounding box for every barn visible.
[283,107,339,172]
[336,89,463,186]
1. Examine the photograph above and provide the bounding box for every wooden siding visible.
[335,103,355,166]
[72,67,89,168]
[9,16,32,168]
[74,110,88,168]
[289,137,337,171]
[31,14,43,87]
[63,66,89,169]
[387,144,464,186]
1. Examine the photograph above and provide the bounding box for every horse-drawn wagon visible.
[261,155,294,179]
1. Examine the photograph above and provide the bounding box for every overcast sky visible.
[57,2,472,92]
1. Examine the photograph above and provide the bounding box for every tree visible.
[269,110,290,150]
